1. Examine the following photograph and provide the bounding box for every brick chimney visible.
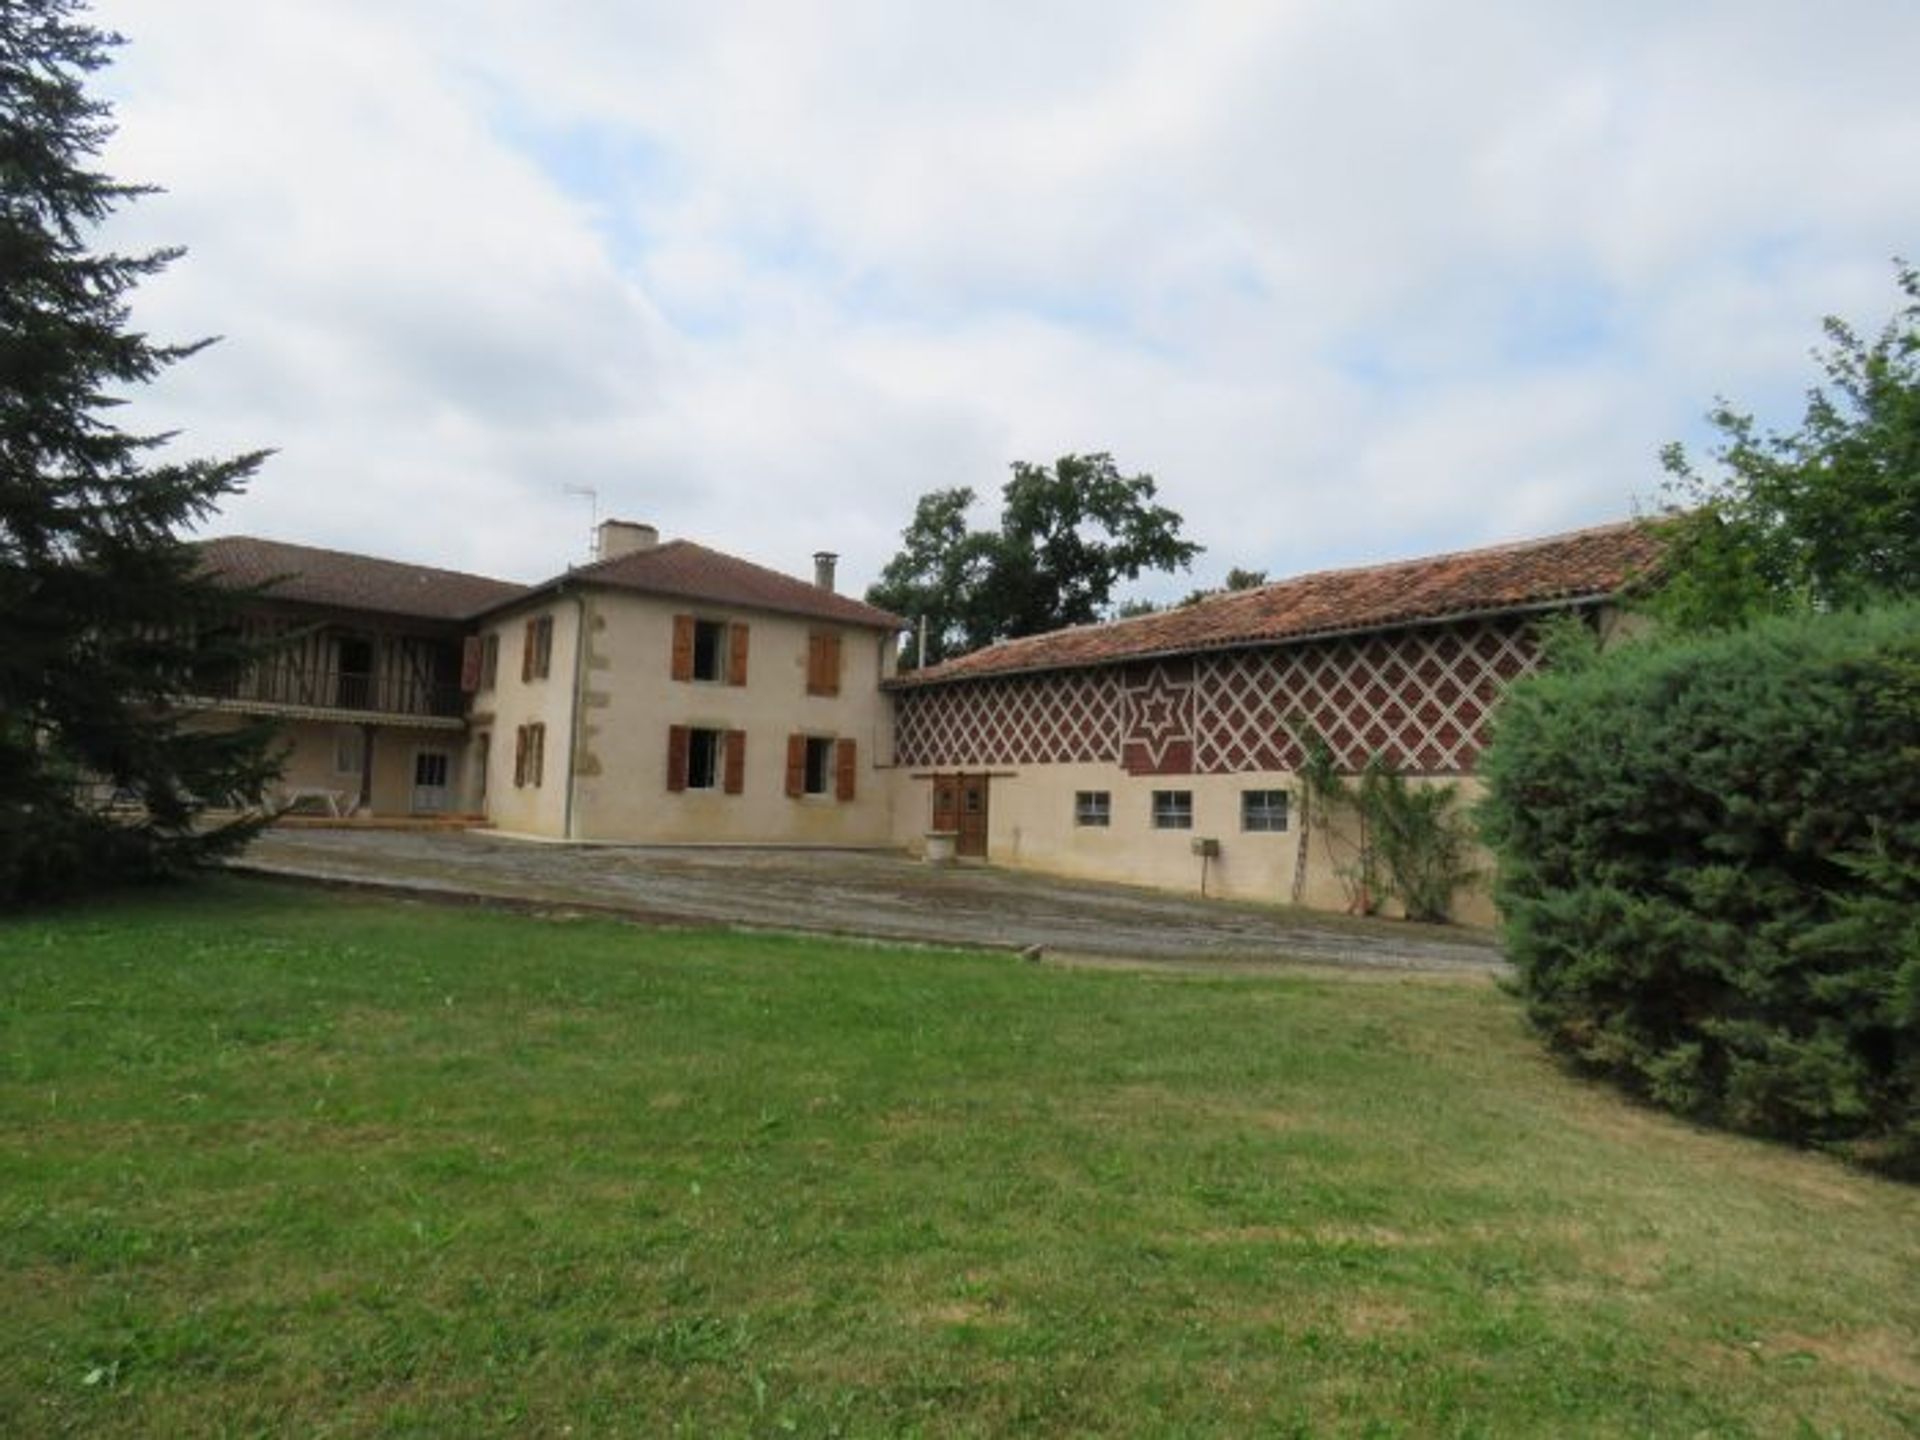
[598,520,658,560]
[812,551,838,592]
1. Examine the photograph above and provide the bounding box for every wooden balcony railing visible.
[198,662,465,719]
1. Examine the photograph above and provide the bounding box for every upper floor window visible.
[522,615,553,682]
[806,630,842,696]
[692,620,726,681]
[480,632,499,690]
[673,615,748,686]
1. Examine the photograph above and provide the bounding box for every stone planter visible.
[923,831,959,865]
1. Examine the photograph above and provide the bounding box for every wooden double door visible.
[931,773,990,858]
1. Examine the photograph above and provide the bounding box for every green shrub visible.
[1479,605,1920,1176]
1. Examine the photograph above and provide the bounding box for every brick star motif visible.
[1123,663,1194,770]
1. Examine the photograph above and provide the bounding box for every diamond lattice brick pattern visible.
[1194,618,1541,775]
[894,671,1123,768]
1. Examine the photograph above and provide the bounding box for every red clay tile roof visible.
[890,520,1665,687]
[521,539,906,631]
[194,536,527,622]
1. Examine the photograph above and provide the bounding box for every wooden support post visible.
[358,723,375,815]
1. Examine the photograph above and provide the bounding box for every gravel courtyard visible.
[238,827,1504,975]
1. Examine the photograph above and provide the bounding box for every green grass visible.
[2,881,1917,1437]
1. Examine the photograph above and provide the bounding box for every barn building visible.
[882,521,1660,922]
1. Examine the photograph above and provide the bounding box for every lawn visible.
[1,882,1916,1437]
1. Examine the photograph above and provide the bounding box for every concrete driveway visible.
[238,828,1505,975]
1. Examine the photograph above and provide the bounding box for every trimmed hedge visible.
[1479,605,1920,1176]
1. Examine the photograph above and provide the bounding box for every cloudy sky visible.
[93,1,1920,604]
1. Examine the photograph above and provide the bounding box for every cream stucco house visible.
[196,521,906,844]
[462,521,903,845]
[196,517,1659,922]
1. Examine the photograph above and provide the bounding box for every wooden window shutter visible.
[834,737,857,802]
[513,726,528,787]
[671,614,695,681]
[534,616,553,678]
[667,724,690,792]
[724,730,746,795]
[460,635,483,693]
[784,733,806,797]
[530,724,545,787]
[728,623,750,687]
[521,620,537,682]
[807,631,841,696]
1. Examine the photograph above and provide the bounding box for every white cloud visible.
[88,0,1920,601]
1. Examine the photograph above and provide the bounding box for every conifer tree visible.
[1,0,278,900]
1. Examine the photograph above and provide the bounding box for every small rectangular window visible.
[1242,789,1290,832]
[335,725,363,775]
[803,736,834,795]
[1151,790,1193,830]
[687,728,723,790]
[692,619,727,681]
[1074,790,1110,827]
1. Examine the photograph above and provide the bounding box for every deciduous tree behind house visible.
[867,453,1201,666]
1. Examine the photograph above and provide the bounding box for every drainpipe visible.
[563,583,588,841]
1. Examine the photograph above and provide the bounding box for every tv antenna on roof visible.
[562,484,599,561]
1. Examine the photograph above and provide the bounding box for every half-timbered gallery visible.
[193,518,1659,922]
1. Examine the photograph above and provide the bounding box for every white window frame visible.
[1241,789,1290,833]
[1151,790,1193,830]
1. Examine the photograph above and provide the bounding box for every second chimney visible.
[813,551,838,592]
[598,519,658,560]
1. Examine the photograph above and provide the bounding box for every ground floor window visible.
[334,725,363,775]
[688,727,723,790]
[1074,790,1111,827]
[803,736,834,795]
[1241,789,1289,832]
[515,723,545,787]
[668,725,745,794]
[1151,790,1193,830]
[786,734,856,801]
